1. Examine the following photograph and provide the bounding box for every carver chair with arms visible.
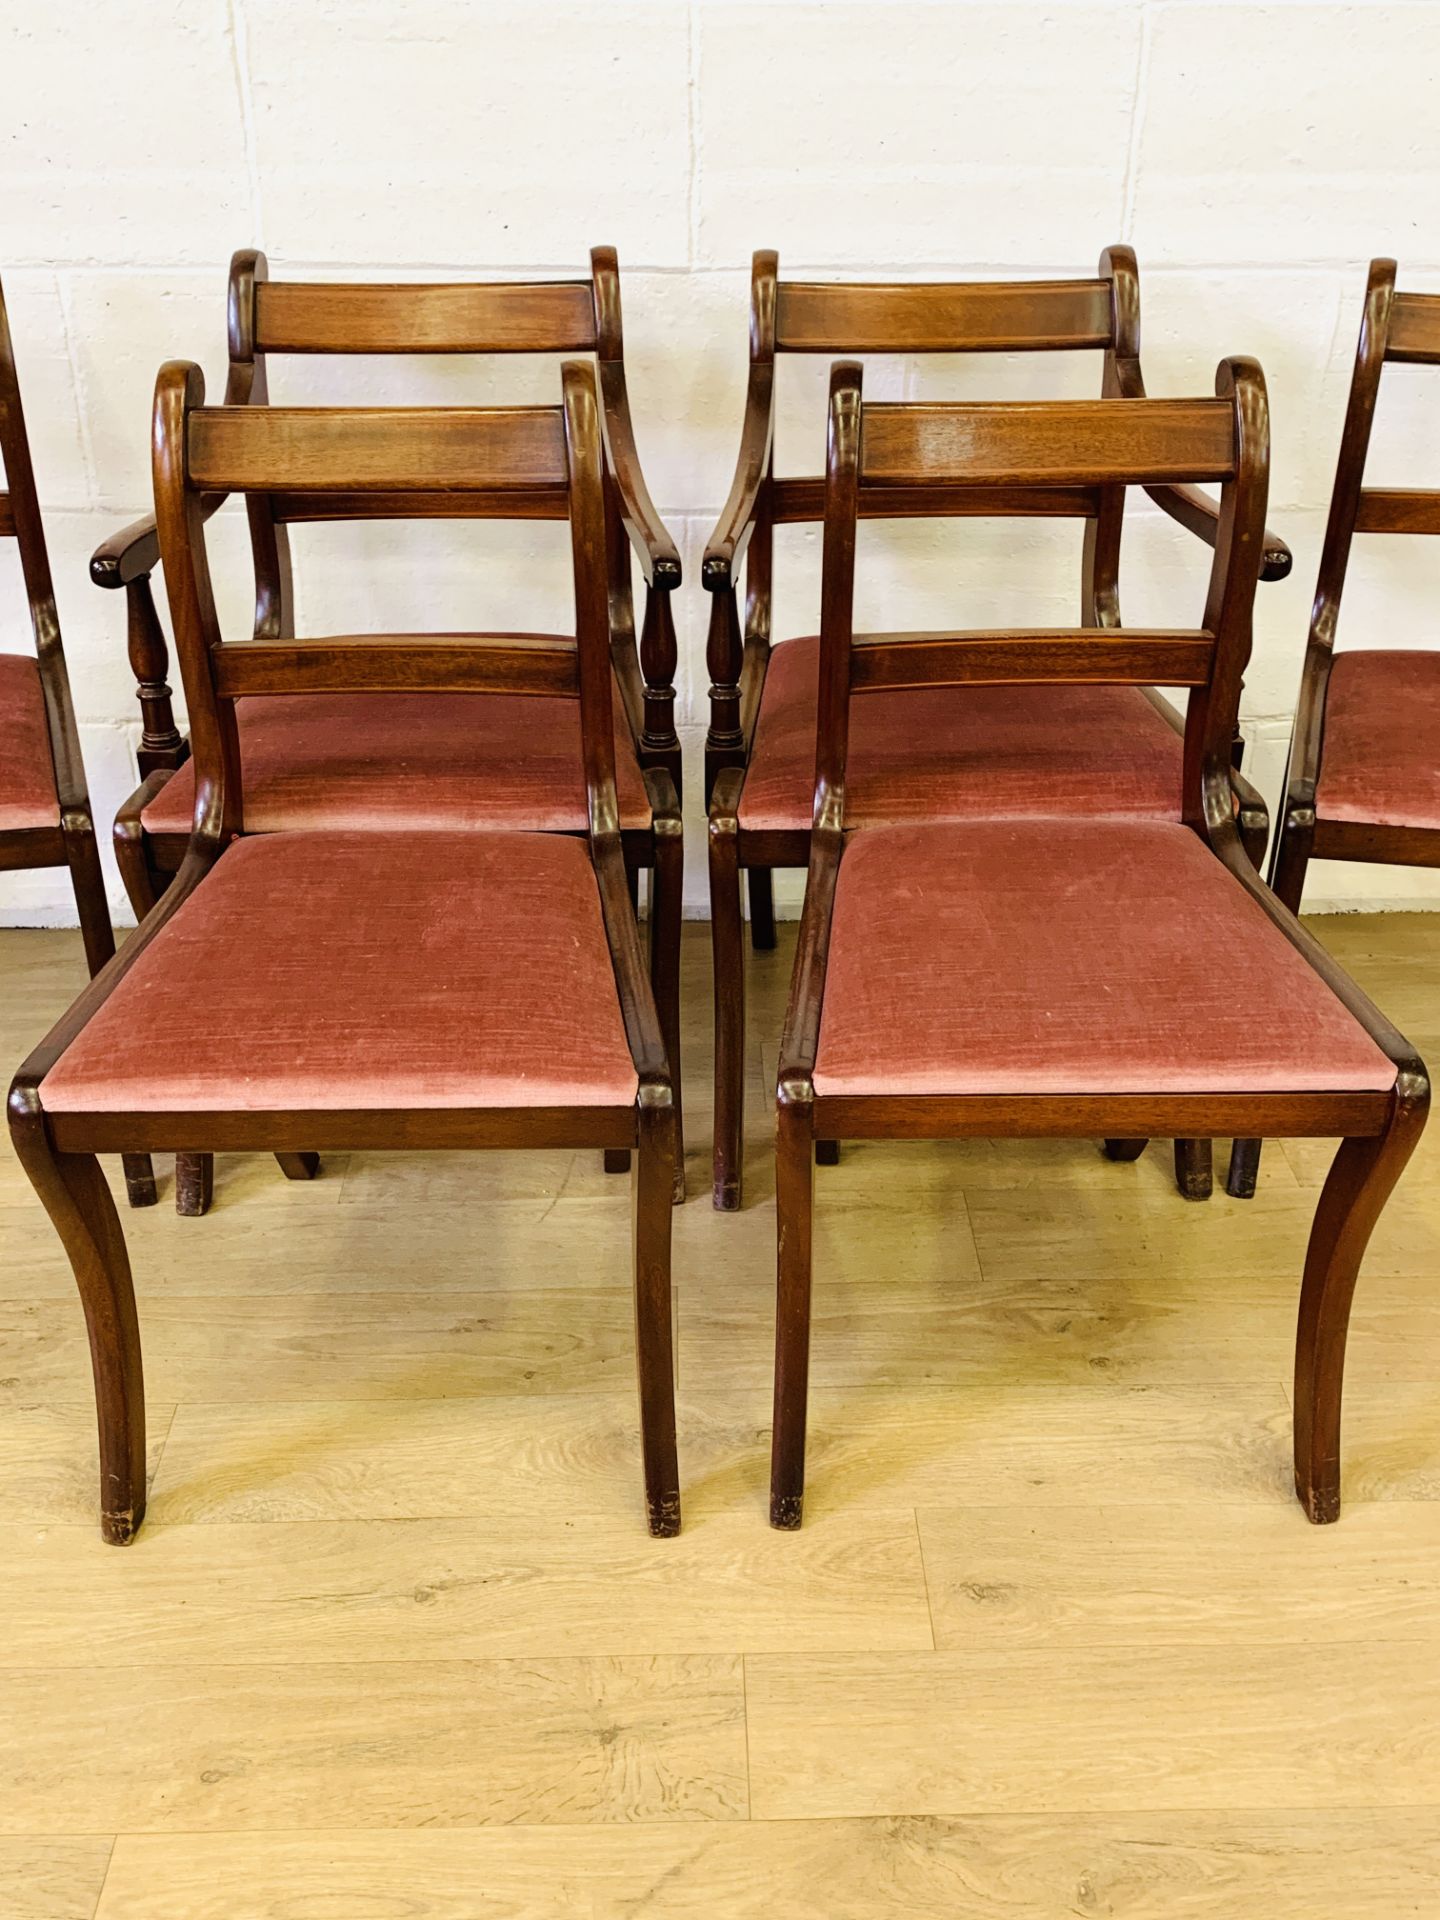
[92,248,682,1213]
[704,246,1292,1211]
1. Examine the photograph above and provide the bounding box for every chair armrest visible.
[90,488,233,589]
[1107,353,1290,581]
[597,361,680,590]
[90,514,160,588]
[1145,479,1293,582]
[703,363,775,590]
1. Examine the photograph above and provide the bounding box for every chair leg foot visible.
[1174,1138,1213,1201]
[122,1154,158,1208]
[815,1139,840,1166]
[1294,1098,1427,1525]
[275,1152,320,1182]
[748,867,777,951]
[9,1118,146,1545]
[634,1098,680,1537]
[174,1152,214,1216]
[1227,1138,1262,1198]
[605,1149,632,1175]
[770,1092,815,1529]
[1102,1138,1148,1162]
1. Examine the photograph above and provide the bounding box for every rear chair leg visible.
[175,1152,214,1217]
[9,1105,145,1544]
[649,816,686,1204]
[771,1086,816,1529]
[633,1090,680,1536]
[605,1150,632,1175]
[1173,1138,1213,1201]
[122,1155,158,1207]
[276,1152,320,1182]
[1294,1081,1428,1523]
[709,809,746,1210]
[815,1139,840,1166]
[748,867,777,951]
[1103,1138,1148,1162]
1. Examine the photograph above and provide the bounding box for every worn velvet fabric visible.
[1316,649,1440,831]
[813,819,1396,1098]
[140,691,652,836]
[41,830,638,1112]
[737,635,1184,832]
[0,651,60,831]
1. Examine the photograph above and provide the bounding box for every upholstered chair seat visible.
[1313,649,1440,831]
[40,830,638,1114]
[139,688,653,838]
[814,818,1396,1099]
[736,635,1183,832]
[0,651,62,831]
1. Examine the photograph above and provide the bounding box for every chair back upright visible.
[813,360,1271,842]
[150,360,618,852]
[0,272,90,825]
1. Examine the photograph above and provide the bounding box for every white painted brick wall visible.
[3,0,1439,925]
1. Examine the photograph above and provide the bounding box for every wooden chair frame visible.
[768,360,1426,1532]
[0,274,150,1187]
[91,248,682,1214]
[9,362,681,1543]
[1230,260,1440,1197]
[704,247,1292,1211]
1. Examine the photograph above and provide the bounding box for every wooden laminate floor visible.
[3,916,1440,1917]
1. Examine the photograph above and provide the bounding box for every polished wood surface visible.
[704,248,1290,1212]
[9,366,680,1545]
[4,919,1440,1915]
[765,358,1425,1532]
[91,251,683,1217]
[1232,262,1440,1199]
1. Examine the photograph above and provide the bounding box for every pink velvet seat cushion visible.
[41,830,638,1113]
[814,819,1396,1098]
[737,636,1183,831]
[1317,649,1440,831]
[0,651,60,831]
[139,691,652,837]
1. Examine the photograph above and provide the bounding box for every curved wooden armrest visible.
[90,513,160,588]
[703,363,775,590]
[1146,479,1292,582]
[597,361,680,590]
[1107,354,1289,580]
[91,489,232,589]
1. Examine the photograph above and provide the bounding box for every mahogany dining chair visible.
[9,361,681,1542]
[768,360,1426,1531]
[0,273,161,1206]
[92,249,682,1214]
[1230,260,1440,1197]
[704,246,1291,1210]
